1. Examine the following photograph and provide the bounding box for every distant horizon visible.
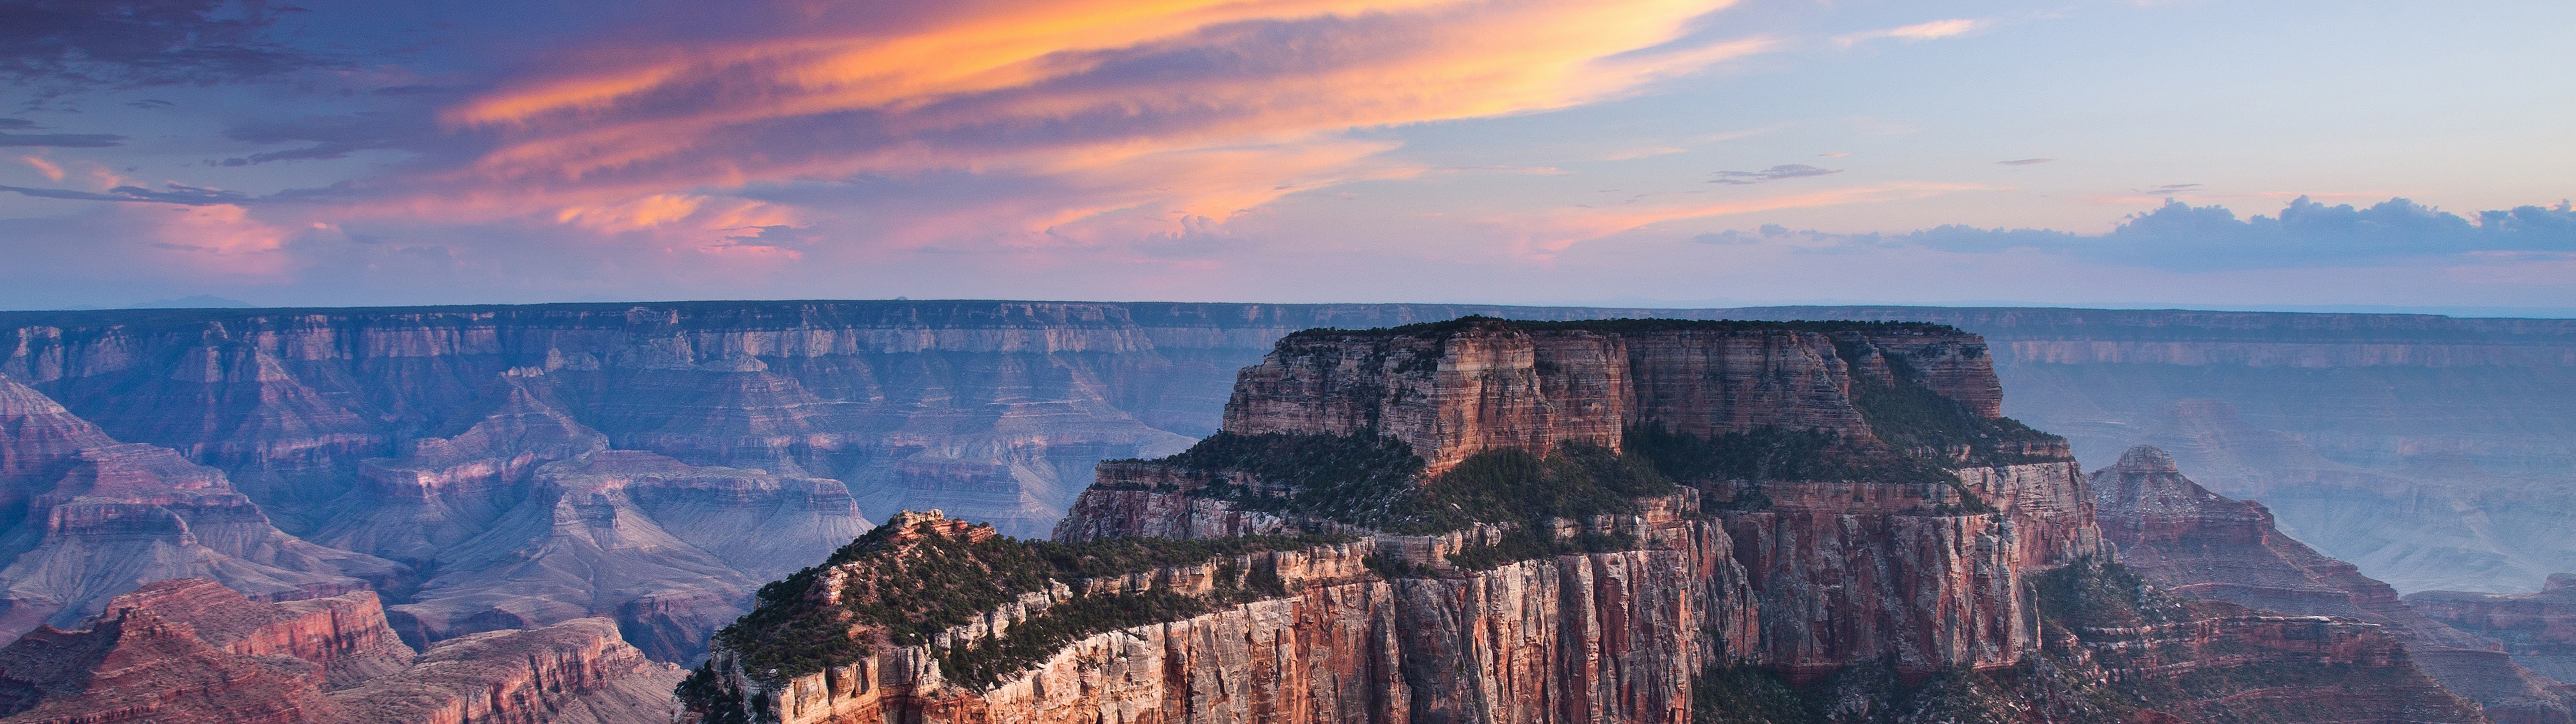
[9,296,2573,321]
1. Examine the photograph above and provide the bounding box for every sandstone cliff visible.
[0,578,680,724]
[686,318,2221,724]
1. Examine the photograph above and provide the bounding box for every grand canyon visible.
[2,301,2571,723]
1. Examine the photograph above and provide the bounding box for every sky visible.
[0,0,2569,313]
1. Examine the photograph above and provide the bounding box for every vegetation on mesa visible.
[685,513,1346,701]
[1116,343,2055,538]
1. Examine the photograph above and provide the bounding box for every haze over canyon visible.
[0,300,2570,722]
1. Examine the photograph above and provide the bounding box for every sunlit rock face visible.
[0,577,679,724]
[2095,444,2576,724]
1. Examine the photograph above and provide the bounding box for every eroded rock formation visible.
[2093,444,2572,723]
[2413,575,2576,695]
[0,376,403,643]
[0,578,680,724]
[684,318,2471,724]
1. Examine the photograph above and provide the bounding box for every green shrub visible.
[2030,557,2176,633]
[702,516,1351,692]
[1148,431,1432,530]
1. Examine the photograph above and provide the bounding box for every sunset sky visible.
[2,0,2569,312]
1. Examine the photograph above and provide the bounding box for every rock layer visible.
[1219,320,2011,474]
[0,578,680,724]
[0,377,403,644]
[694,318,2138,724]
[2413,575,2576,691]
[2093,445,2572,723]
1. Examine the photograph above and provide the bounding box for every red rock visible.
[0,578,679,724]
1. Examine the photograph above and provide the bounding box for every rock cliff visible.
[0,577,680,724]
[0,376,404,643]
[0,574,675,721]
[689,317,2478,724]
[2093,445,2573,723]
[2412,576,2576,696]
[7,300,2570,720]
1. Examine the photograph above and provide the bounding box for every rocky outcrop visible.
[335,618,682,724]
[2065,597,2485,723]
[96,579,415,689]
[693,318,2133,724]
[2094,445,2573,723]
[2413,575,2576,690]
[0,377,405,645]
[0,578,679,724]
[1219,320,2018,475]
[0,375,114,532]
[698,504,1756,724]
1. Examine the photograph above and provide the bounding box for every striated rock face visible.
[335,618,683,724]
[692,318,2143,724]
[380,448,867,662]
[2064,597,2486,724]
[698,504,1756,724]
[2413,575,2576,692]
[266,366,875,663]
[2094,445,2573,723]
[97,579,415,689]
[0,577,679,724]
[1217,320,2004,475]
[0,375,114,530]
[0,377,405,644]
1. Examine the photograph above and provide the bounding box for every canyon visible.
[0,300,2568,721]
[684,317,2486,723]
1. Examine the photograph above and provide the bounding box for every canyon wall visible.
[0,577,680,724]
[1738,307,2576,595]
[2411,576,2576,691]
[6,301,2567,593]
[3,300,2570,720]
[692,319,2118,723]
[2091,444,2574,723]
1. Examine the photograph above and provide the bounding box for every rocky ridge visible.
[0,577,680,724]
[0,375,404,643]
[2091,444,2575,722]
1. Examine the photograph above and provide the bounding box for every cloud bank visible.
[1905,197,2576,270]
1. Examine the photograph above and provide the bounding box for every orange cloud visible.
[145,205,294,278]
[420,0,1760,237]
